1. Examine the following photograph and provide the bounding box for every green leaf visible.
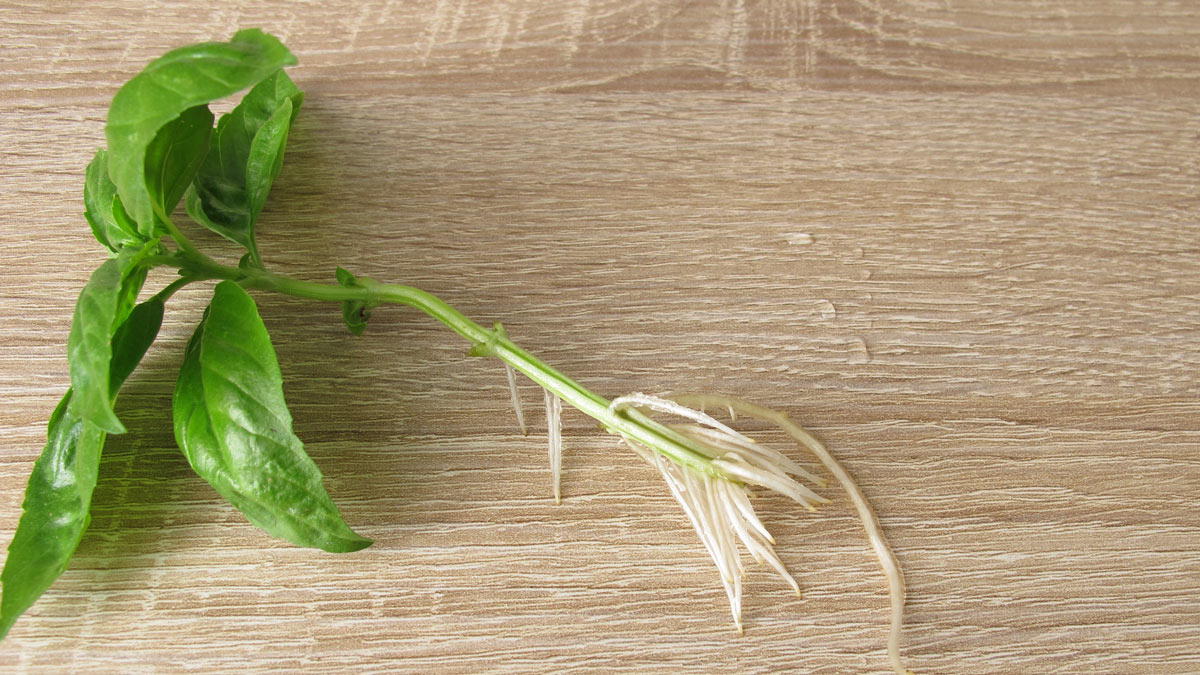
[244,82,302,219]
[105,29,295,233]
[66,243,157,433]
[0,299,163,640]
[66,259,125,433]
[143,104,214,222]
[83,150,141,253]
[187,70,303,257]
[335,267,373,335]
[109,298,165,391]
[173,281,371,553]
[0,395,105,641]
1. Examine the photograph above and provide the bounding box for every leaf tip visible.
[326,532,373,553]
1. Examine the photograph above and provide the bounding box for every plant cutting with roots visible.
[0,30,916,675]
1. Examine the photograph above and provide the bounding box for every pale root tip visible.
[504,363,528,436]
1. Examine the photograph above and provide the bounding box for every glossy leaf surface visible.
[65,244,156,433]
[66,258,125,433]
[0,299,163,640]
[173,281,371,553]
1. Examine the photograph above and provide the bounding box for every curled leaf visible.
[105,29,295,232]
[83,149,140,252]
[187,70,304,261]
[66,259,125,433]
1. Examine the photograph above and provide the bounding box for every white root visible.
[613,393,823,634]
[539,385,915,674]
[723,479,777,545]
[505,363,527,436]
[650,450,743,629]
[711,454,827,510]
[543,389,562,504]
[668,392,916,675]
[673,423,828,487]
[610,392,744,441]
[715,479,800,596]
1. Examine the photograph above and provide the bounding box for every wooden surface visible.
[2,2,1199,673]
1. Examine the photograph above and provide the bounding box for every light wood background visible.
[2,2,1198,673]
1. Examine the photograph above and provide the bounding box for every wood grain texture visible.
[1,2,1198,673]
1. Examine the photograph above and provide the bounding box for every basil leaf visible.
[187,70,303,256]
[66,243,157,433]
[109,298,165,389]
[0,395,105,641]
[66,259,125,433]
[143,104,214,222]
[105,29,295,233]
[83,150,140,253]
[173,281,371,553]
[0,299,163,640]
[243,80,302,219]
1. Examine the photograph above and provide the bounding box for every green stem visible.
[152,275,195,303]
[158,248,716,474]
[157,217,212,267]
[249,272,714,474]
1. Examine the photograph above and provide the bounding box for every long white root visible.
[668,393,916,675]
[514,372,916,674]
[544,389,562,504]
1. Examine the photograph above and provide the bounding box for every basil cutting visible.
[0,30,916,675]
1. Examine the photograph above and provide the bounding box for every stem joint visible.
[466,321,508,358]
